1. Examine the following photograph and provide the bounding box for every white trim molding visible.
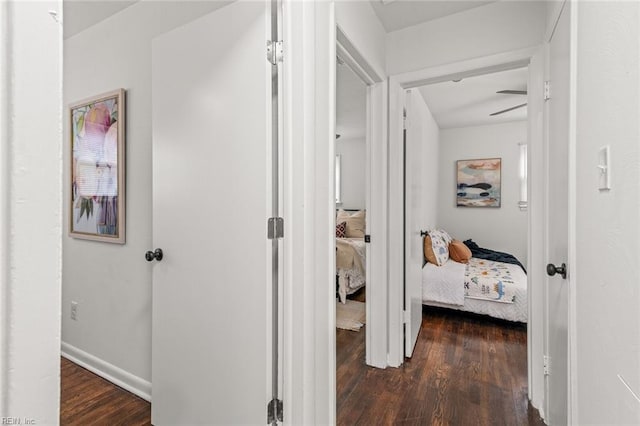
[1,2,63,422]
[527,47,546,419]
[61,342,152,402]
[281,1,336,424]
[0,0,10,413]
[567,0,578,423]
[365,80,389,369]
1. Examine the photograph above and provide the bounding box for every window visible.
[519,143,528,211]
[335,154,342,204]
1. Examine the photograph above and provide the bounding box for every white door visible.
[403,90,423,357]
[545,2,570,424]
[151,2,273,424]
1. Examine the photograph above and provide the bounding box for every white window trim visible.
[519,142,528,211]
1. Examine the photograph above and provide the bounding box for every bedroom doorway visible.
[333,28,387,375]
[400,65,532,362]
[387,47,547,417]
[335,52,368,353]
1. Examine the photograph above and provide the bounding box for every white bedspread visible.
[421,260,466,306]
[422,258,528,323]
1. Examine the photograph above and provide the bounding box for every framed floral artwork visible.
[456,158,501,207]
[69,89,125,243]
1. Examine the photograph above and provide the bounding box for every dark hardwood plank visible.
[61,295,542,425]
[60,357,151,426]
[337,307,545,426]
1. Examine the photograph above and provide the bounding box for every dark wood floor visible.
[337,305,545,426]
[61,298,543,425]
[60,357,151,425]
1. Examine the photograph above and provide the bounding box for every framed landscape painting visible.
[69,89,126,243]
[456,158,501,207]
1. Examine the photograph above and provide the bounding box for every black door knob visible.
[145,248,163,262]
[546,263,567,279]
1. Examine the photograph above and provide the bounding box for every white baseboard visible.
[61,342,152,402]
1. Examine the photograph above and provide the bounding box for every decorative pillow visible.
[423,236,438,265]
[336,210,366,238]
[427,229,450,266]
[439,229,453,245]
[336,221,347,238]
[449,239,472,264]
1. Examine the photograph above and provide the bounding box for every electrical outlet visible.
[71,301,78,321]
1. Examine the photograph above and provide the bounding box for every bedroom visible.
[335,53,534,423]
[414,66,529,323]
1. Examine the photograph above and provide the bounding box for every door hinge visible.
[364,234,371,243]
[267,217,284,240]
[267,40,283,65]
[402,310,410,324]
[267,398,283,424]
[402,107,408,130]
[543,355,550,376]
[543,81,551,101]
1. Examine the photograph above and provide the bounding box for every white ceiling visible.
[336,62,367,141]
[417,67,528,129]
[64,0,497,39]
[370,0,496,32]
[63,1,139,39]
[64,0,524,131]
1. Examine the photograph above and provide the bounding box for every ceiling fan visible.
[490,89,527,116]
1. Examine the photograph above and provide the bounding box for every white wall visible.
[573,2,640,424]
[386,1,545,75]
[335,0,386,79]
[336,137,365,210]
[407,89,439,229]
[62,1,229,393]
[0,1,62,422]
[438,121,527,265]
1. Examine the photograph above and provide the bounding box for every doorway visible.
[386,47,548,418]
[335,54,368,327]
[335,49,369,416]
[60,1,282,424]
[404,65,532,413]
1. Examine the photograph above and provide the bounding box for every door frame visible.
[336,26,387,369]
[281,1,389,422]
[542,1,579,423]
[386,46,549,412]
[281,2,336,424]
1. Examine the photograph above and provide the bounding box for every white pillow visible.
[428,229,451,266]
[336,210,366,238]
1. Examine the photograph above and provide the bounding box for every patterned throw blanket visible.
[463,239,526,273]
[464,258,518,304]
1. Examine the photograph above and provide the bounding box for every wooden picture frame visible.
[456,158,501,207]
[69,89,126,243]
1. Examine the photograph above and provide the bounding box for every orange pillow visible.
[423,236,438,265]
[449,240,472,264]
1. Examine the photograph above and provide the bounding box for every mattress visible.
[422,258,528,323]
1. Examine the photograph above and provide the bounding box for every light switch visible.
[598,145,611,190]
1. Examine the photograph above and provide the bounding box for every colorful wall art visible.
[70,89,126,243]
[456,158,501,207]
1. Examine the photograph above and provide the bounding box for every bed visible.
[336,209,366,303]
[421,234,527,323]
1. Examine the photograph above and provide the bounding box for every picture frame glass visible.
[70,89,125,243]
[456,158,501,207]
